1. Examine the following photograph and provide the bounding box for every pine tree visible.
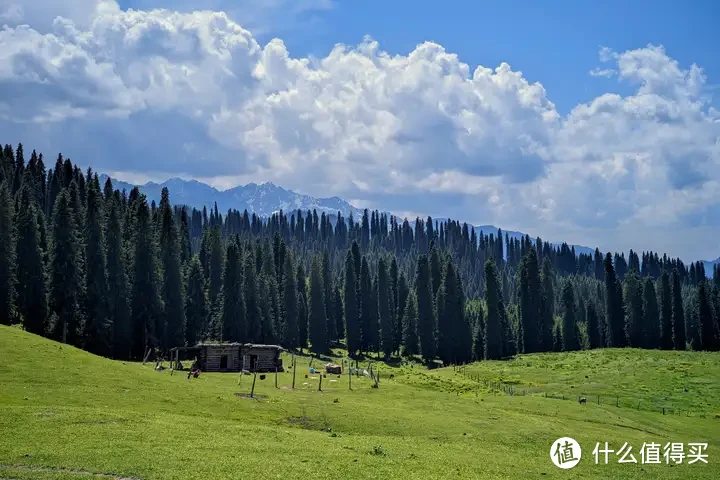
[184,256,207,346]
[106,197,131,359]
[281,253,299,349]
[377,257,393,358]
[671,270,686,350]
[49,190,83,345]
[624,270,644,348]
[472,303,485,361]
[322,251,336,343]
[430,246,442,296]
[658,272,673,349]
[244,250,262,343]
[401,290,419,356]
[561,282,580,351]
[642,277,660,349]
[308,255,329,353]
[83,178,110,355]
[586,301,600,349]
[222,242,245,342]
[129,195,163,358]
[396,272,409,354]
[207,226,224,336]
[518,248,542,353]
[484,260,504,360]
[296,263,308,350]
[333,285,343,347]
[360,257,375,353]
[605,253,626,347]
[0,182,16,325]
[259,274,278,344]
[389,257,399,352]
[343,248,360,355]
[416,255,437,362]
[159,188,186,348]
[539,258,555,351]
[698,281,718,351]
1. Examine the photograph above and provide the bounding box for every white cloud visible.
[0,2,718,261]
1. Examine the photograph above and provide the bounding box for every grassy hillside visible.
[1,325,719,479]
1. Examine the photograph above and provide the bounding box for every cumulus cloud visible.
[0,1,718,261]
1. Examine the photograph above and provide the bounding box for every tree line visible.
[1,143,719,364]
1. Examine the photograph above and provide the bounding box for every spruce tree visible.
[518,248,541,353]
[308,255,329,353]
[49,190,83,345]
[159,188,186,348]
[561,282,580,351]
[539,258,555,351]
[129,196,163,358]
[396,272,409,354]
[322,251,336,343]
[377,257,393,358]
[222,242,245,342]
[360,257,375,353]
[106,197,131,358]
[624,270,644,348]
[207,226,224,336]
[389,257,399,352]
[184,256,207,346]
[605,253,626,347]
[281,253,299,349]
[586,301,600,349]
[698,281,718,351]
[83,178,110,355]
[658,272,674,349]
[484,260,504,360]
[17,188,49,335]
[296,264,308,350]
[0,182,16,325]
[430,246,442,296]
[472,303,485,361]
[333,285,344,347]
[244,250,262,343]
[671,270,686,350]
[401,290,419,356]
[642,277,660,349]
[416,255,437,362]
[258,274,277,344]
[343,249,360,355]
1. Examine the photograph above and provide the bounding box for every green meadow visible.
[1,325,719,479]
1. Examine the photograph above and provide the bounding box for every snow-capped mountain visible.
[99,175,364,219]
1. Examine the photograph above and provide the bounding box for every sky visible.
[1,0,719,262]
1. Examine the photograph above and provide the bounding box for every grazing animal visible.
[579,397,587,405]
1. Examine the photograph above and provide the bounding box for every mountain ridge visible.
[100,174,715,275]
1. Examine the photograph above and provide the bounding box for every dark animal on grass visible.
[579,397,587,404]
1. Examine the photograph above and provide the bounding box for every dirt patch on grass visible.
[234,393,266,400]
[0,464,141,480]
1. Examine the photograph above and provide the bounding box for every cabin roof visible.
[170,343,284,352]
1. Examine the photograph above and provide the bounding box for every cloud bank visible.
[1,0,718,260]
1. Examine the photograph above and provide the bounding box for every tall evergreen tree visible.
[472,303,485,361]
[281,253,299,349]
[416,255,437,362]
[244,250,262,343]
[484,260,504,360]
[129,196,163,358]
[539,258,555,351]
[296,263,308,350]
[360,257,376,353]
[159,188,186,348]
[624,270,645,348]
[17,187,49,335]
[343,249,360,355]
[222,242,245,342]
[586,301,600,349]
[642,277,659,349]
[308,255,329,353]
[322,251,336,343]
[396,273,409,354]
[605,253,626,347]
[106,197,131,358]
[658,272,674,349]
[333,285,344,347]
[518,248,542,353]
[561,282,580,351]
[83,178,110,355]
[377,257,393,358]
[697,281,718,351]
[185,256,207,346]
[0,182,16,325]
[49,190,83,345]
[671,270,686,350]
[206,226,224,336]
[401,290,419,356]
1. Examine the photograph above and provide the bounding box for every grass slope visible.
[0,325,719,479]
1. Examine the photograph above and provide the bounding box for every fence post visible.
[597,395,600,405]
[250,371,257,398]
[348,364,352,391]
[319,374,323,392]
[616,395,619,407]
[292,359,297,389]
[275,367,278,389]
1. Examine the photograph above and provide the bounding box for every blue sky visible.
[1,0,719,261]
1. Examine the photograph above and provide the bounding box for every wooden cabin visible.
[170,343,284,373]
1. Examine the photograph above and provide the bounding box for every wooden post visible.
[348,365,352,391]
[275,367,278,389]
[292,360,297,389]
[250,371,257,398]
[616,395,619,407]
[319,374,323,392]
[597,395,600,405]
